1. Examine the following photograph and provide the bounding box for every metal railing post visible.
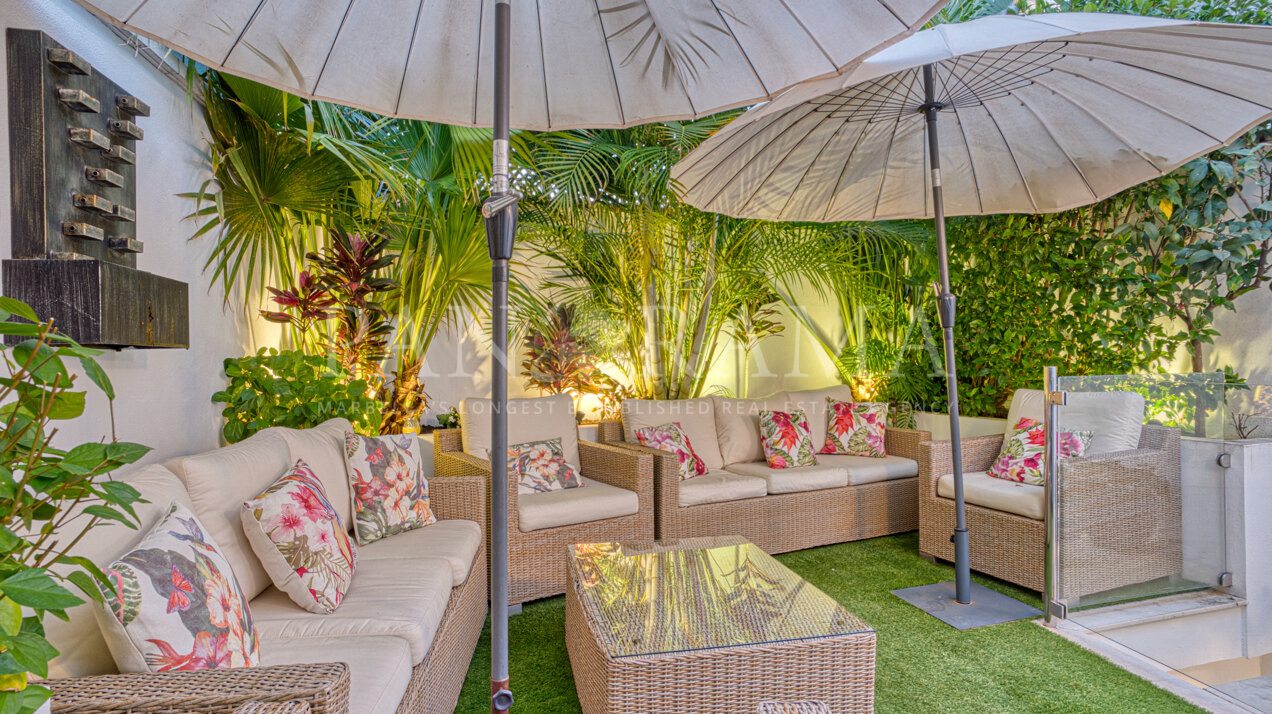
[1043,366,1067,623]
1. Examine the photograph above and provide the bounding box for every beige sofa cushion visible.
[165,430,292,600]
[937,471,1044,520]
[517,476,638,532]
[786,385,857,448]
[461,394,580,469]
[251,556,453,664]
[711,394,789,466]
[725,461,848,495]
[46,465,196,679]
[261,635,413,714]
[268,418,354,526]
[678,470,768,507]
[621,398,724,470]
[1006,389,1145,455]
[816,454,918,486]
[357,519,482,586]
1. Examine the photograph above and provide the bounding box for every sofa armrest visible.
[49,662,350,714]
[434,449,491,480]
[918,434,1005,496]
[886,427,931,461]
[578,440,653,495]
[429,475,487,525]
[433,428,463,456]
[596,420,624,444]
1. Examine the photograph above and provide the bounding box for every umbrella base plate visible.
[892,581,1041,630]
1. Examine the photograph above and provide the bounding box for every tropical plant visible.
[303,230,398,383]
[521,305,630,419]
[213,348,383,443]
[380,192,492,434]
[0,298,148,713]
[729,297,784,399]
[183,72,403,300]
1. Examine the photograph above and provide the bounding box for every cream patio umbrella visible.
[68,0,949,708]
[672,12,1272,623]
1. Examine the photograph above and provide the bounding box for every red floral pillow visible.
[823,400,887,457]
[634,422,708,480]
[988,418,1094,486]
[759,409,819,469]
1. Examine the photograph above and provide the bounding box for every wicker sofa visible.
[596,386,929,554]
[918,389,1183,597]
[433,394,654,605]
[45,418,486,714]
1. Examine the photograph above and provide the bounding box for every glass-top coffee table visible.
[564,536,876,713]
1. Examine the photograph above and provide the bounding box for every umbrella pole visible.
[484,0,516,710]
[922,63,971,605]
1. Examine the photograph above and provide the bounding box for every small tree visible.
[1116,132,1272,375]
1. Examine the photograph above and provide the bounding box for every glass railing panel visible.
[1053,372,1226,611]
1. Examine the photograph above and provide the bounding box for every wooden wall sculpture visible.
[4,28,189,348]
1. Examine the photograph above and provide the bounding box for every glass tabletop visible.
[568,538,872,658]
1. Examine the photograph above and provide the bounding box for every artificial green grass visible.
[457,533,1202,713]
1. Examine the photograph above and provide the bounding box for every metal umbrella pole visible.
[920,63,971,605]
[483,0,517,710]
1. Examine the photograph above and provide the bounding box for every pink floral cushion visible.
[823,400,887,457]
[759,409,819,469]
[634,422,708,480]
[509,438,584,494]
[345,432,436,545]
[988,418,1094,486]
[241,460,358,614]
[96,502,260,673]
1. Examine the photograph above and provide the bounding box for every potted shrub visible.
[0,298,148,713]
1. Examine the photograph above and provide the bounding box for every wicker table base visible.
[565,536,876,713]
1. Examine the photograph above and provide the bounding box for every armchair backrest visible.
[620,398,725,470]
[459,393,580,469]
[1006,389,1146,455]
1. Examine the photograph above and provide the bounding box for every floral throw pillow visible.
[823,400,888,457]
[988,417,1095,486]
[96,502,259,673]
[241,460,358,614]
[759,409,819,469]
[345,432,436,545]
[634,422,708,480]
[509,438,584,494]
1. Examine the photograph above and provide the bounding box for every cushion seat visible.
[517,476,638,532]
[260,634,413,714]
[937,471,1044,520]
[356,519,482,586]
[816,454,918,485]
[678,470,768,507]
[251,556,454,663]
[724,461,848,494]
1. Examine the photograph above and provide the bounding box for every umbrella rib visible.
[1043,59,1265,143]
[589,0,628,125]
[535,0,552,128]
[1062,41,1272,78]
[980,100,1039,213]
[695,104,818,213]
[821,119,874,222]
[868,115,905,221]
[1026,74,1166,173]
[312,0,359,96]
[773,0,839,70]
[949,107,984,214]
[1011,92,1099,204]
[777,119,859,221]
[873,0,909,27]
[470,0,486,126]
[392,0,430,116]
[221,0,270,66]
[706,0,770,97]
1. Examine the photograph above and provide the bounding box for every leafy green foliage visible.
[0,299,147,712]
[212,349,383,443]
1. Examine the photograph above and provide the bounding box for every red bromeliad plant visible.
[262,229,397,389]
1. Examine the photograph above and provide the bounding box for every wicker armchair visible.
[598,421,929,554]
[918,425,1182,597]
[434,428,653,605]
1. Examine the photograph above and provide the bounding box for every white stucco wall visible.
[0,0,271,462]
